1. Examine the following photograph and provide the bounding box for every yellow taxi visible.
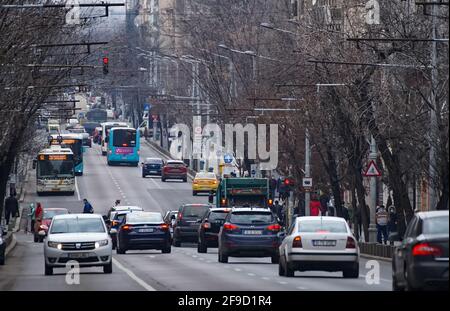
[192,172,219,196]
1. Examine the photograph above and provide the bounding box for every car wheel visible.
[161,177,166,182]
[193,191,197,196]
[112,240,117,250]
[45,263,53,276]
[343,262,359,279]
[0,254,5,266]
[173,239,181,247]
[218,249,228,263]
[271,254,279,264]
[183,177,187,183]
[278,258,285,276]
[197,242,207,253]
[116,241,126,254]
[142,174,146,178]
[162,244,171,254]
[34,235,38,243]
[284,261,295,277]
[103,261,113,274]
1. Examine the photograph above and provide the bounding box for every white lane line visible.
[75,177,81,201]
[112,258,156,291]
[297,286,307,290]
[234,268,242,272]
[148,255,155,259]
[192,255,198,258]
[198,257,205,261]
[247,273,255,277]
[206,260,212,263]
[278,281,288,285]
[261,277,270,281]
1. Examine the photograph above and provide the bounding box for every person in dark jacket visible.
[4,194,19,225]
[83,199,94,214]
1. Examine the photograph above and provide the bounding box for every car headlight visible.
[48,241,62,250]
[95,239,109,248]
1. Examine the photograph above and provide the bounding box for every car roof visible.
[113,206,143,211]
[44,208,69,211]
[52,214,102,220]
[416,210,449,219]
[209,208,232,213]
[231,207,272,213]
[296,216,348,223]
[167,160,184,164]
[145,157,163,162]
[182,204,211,208]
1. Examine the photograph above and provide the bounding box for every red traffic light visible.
[102,57,109,64]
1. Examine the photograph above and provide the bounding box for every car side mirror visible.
[388,232,401,242]
[32,159,37,169]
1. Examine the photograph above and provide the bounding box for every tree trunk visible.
[326,145,343,217]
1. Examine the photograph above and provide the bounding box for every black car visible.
[198,208,231,253]
[172,204,211,247]
[391,210,449,291]
[142,158,164,178]
[218,207,282,264]
[116,212,171,254]
[0,231,6,265]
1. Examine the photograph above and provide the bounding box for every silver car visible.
[278,216,359,278]
[44,214,113,275]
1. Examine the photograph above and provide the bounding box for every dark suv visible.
[197,208,231,253]
[218,207,282,264]
[162,160,187,182]
[173,204,211,247]
[142,158,164,177]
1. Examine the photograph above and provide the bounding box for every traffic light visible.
[102,57,109,75]
[284,177,295,191]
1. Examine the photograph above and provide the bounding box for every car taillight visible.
[412,243,442,257]
[267,224,281,232]
[202,222,211,229]
[160,224,170,231]
[346,237,356,249]
[223,223,238,231]
[292,236,302,248]
[122,225,133,231]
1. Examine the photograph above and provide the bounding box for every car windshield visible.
[181,206,210,218]
[229,212,273,225]
[113,128,136,147]
[209,211,229,221]
[43,210,68,219]
[168,162,185,168]
[127,213,163,224]
[196,172,216,179]
[114,213,128,223]
[298,220,348,233]
[50,218,105,234]
[423,215,449,235]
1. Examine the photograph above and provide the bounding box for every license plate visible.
[139,228,154,233]
[68,253,90,259]
[313,240,336,247]
[243,230,263,235]
[150,170,158,173]
[52,188,60,191]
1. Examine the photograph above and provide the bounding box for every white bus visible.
[101,121,129,156]
[34,145,75,196]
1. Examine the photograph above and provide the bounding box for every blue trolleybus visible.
[106,127,140,166]
[50,133,85,175]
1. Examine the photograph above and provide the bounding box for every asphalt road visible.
[0,139,393,291]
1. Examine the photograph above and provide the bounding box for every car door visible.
[395,216,418,282]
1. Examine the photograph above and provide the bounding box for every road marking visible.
[148,255,155,259]
[198,257,205,261]
[192,255,197,258]
[278,281,288,285]
[75,177,81,201]
[247,273,255,277]
[112,258,156,291]
[261,277,270,280]
[234,268,242,272]
[206,260,212,263]
[297,286,307,290]
[358,274,391,283]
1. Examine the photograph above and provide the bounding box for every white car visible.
[44,214,112,275]
[278,216,359,278]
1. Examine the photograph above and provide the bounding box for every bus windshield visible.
[53,139,82,163]
[38,159,74,178]
[113,129,136,147]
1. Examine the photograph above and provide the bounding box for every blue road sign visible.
[224,153,233,164]
[144,103,151,111]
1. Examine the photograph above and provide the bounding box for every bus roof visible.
[39,145,74,155]
[50,133,83,140]
[110,127,136,131]
[101,121,129,127]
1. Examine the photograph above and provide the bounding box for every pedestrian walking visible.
[28,203,36,233]
[375,205,389,244]
[34,202,43,234]
[83,199,94,214]
[269,177,277,201]
[310,198,321,216]
[4,194,19,226]
[144,127,149,140]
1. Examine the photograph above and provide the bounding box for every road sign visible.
[224,153,233,164]
[143,103,151,111]
[302,177,313,188]
[363,160,381,177]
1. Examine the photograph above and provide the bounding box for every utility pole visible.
[368,136,378,242]
[428,2,438,211]
[305,127,311,216]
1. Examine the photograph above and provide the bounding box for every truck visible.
[214,177,272,208]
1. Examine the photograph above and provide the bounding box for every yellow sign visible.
[48,155,67,161]
[51,139,76,145]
